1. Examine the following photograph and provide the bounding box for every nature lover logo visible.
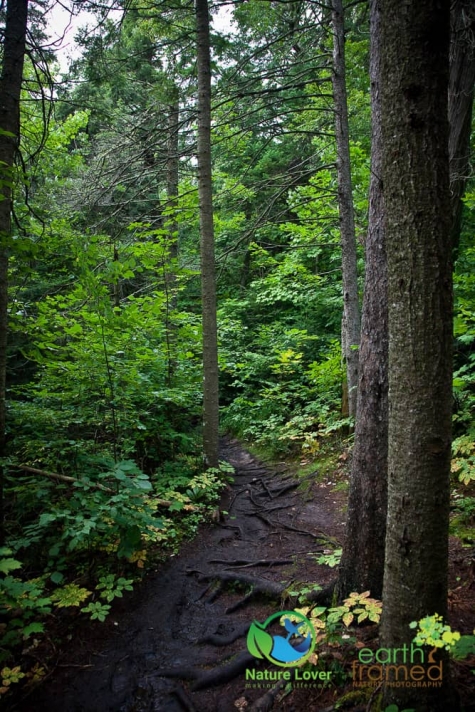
[246,610,316,667]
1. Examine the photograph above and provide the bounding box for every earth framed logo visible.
[246,610,316,667]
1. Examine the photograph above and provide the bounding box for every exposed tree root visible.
[254,512,272,527]
[190,570,285,613]
[250,490,267,509]
[215,522,245,539]
[254,477,273,499]
[226,592,257,613]
[191,652,256,690]
[248,679,287,711]
[208,558,293,569]
[264,481,300,499]
[194,579,225,604]
[205,582,225,605]
[258,503,294,514]
[156,667,200,681]
[198,570,284,596]
[171,685,199,712]
[197,622,250,646]
[228,487,251,512]
[268,517,333,542]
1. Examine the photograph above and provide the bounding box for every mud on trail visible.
[14,437,346,712]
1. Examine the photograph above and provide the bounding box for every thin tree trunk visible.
[166,84,180,266]
[336,0,387,600]
[449,0,475,253]
[379,0,457,709]
[164,82,180,385]
[331,0,360,419]
[196,0,219,468]
[0,0,29,544]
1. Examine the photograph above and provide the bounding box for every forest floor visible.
[9,437,475,712]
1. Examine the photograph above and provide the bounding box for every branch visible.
[16,466,195,509]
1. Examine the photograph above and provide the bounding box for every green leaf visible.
[134,479,152,490]
[246,622,273,660]
[451,635,475,660]
[22,622,45,638]
[0,558,22,574]
[117,525,142,558]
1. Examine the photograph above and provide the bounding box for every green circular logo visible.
[247,610,316,667]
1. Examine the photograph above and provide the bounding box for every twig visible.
[17,465,195,509]
[17,465,114,492]
[366,682,383,711]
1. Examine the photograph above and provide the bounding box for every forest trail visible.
[15,438,346,712]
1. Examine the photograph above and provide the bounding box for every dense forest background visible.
[0,0,474,707]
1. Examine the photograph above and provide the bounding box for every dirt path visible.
[14,438,346,712]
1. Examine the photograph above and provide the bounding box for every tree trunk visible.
[0,0,29,543]
[336,0,387,601]
[164,82,180,385]
[449,0,475,253]
[166,81,180,266]
[336,0,474,605]
[331,0,360,419]
[379,1,457,709]
[196,0,219,468]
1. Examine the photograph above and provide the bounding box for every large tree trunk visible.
[379,1,457,709]
[336,0,387,601]
[195,0,219,468]
[449,0,475,253]
[0,0,29,543]
[335,0,474,606]
[331,0,360,419]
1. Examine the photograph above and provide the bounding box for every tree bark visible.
[196,0,219,468]
[336,0,387,601]
[164,81,180,385]
[449,0,475,253]
[331,0,360,419]
[379,1,457,709]
[0,0,29,543]
[166,74,180,266]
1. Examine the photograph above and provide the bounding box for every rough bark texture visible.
[449,0,475,252]
[336,0,387,601]
[0,0,29,542]
[331,0,360,419]
[379,1,456,709]
[196,0,219,468]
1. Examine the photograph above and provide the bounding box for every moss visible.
[449,515,475,543]
[334,687,373,709]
